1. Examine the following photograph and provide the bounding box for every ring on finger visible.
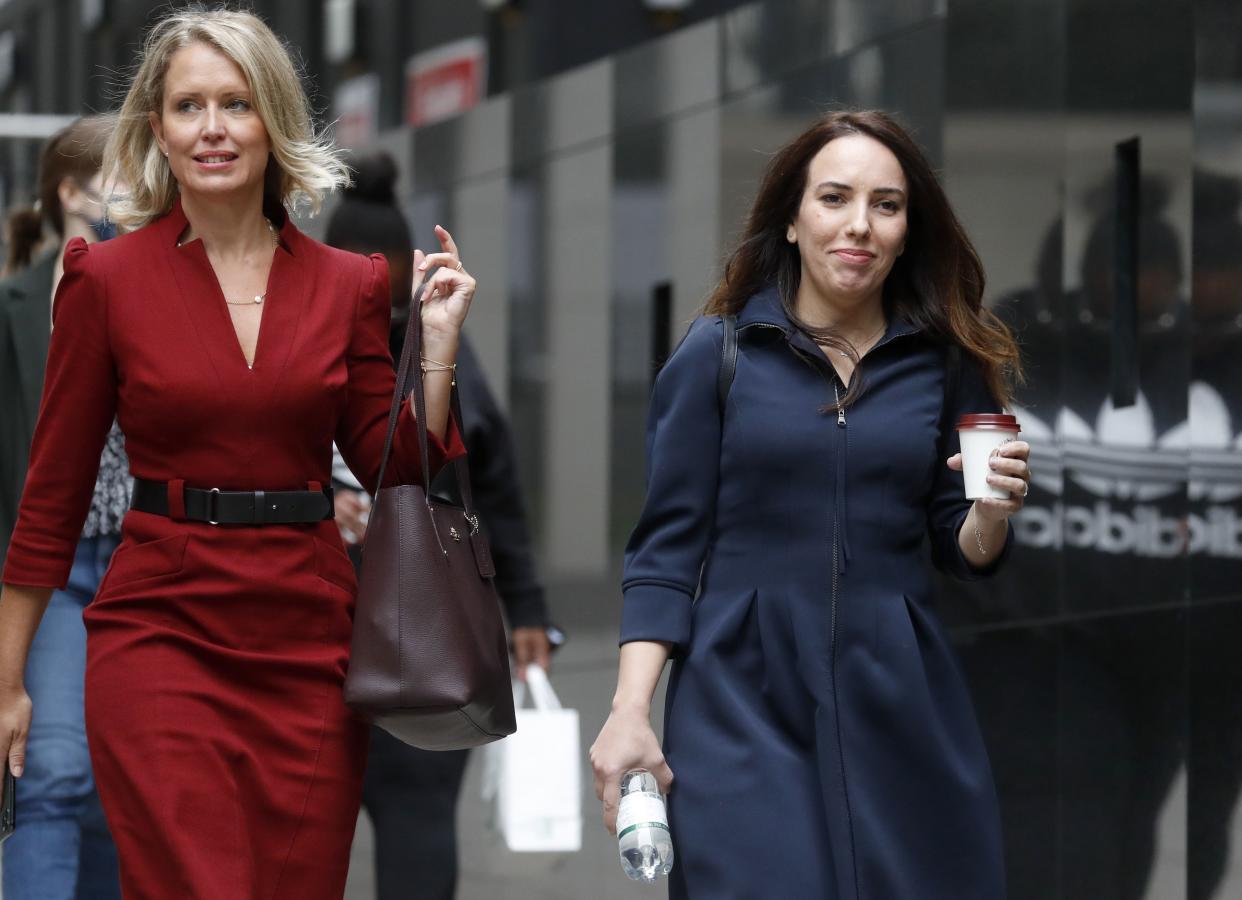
[455,260,464,272]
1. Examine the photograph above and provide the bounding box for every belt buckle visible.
[207,487,221,526]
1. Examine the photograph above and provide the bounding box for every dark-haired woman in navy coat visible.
[591,110,1032,900]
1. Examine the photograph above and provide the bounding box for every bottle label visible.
[617,794,669,840]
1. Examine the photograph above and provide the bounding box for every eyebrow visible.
[815,181,906,197]
[167,86,252,98]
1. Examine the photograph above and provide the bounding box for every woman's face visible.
[787,133,908,309]
[148,42,271,205]
[59,172,106,226]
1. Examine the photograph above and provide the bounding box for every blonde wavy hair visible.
[104,6,349,228]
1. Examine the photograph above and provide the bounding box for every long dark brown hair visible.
[4,115,112,273]
[705,109,1021,407]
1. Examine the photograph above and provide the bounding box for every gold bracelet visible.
[419,356,456,373]
[973,520,986,556]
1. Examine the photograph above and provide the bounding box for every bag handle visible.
[512,665,562,710]
[373,268,479,523]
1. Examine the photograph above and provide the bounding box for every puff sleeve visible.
[334,253,466,495]
[3,239,118,588]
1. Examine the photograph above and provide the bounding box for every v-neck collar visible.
[154,196,310,456]
[157,196,303,373]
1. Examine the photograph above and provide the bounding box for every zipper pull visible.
[834,384,846,427]
[838,407,846,427]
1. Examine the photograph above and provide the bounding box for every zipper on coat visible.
[829,381,859,898]
[832,384,851,570]
[783,337,861,895]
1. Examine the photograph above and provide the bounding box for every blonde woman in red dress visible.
[0,9,477,898]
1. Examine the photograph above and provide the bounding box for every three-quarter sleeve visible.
[927,349,1014,580]
[335,253,465,495]
[620,317,724,651]
[3,239,117,588]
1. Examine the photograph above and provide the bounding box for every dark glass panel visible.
[1188,0,1242,894]
[1057,608,1187,900]
[958,627,1059,899]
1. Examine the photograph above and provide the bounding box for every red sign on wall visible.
[405,37,487,128]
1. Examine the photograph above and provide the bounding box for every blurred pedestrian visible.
[0,9,480,899]
[324,151,553,900]
[591,110,1030,899]
[2,205,47,277]
[0,113,124,900]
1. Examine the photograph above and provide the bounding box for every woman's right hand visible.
[0,682,32,780]
[589,705,674,835]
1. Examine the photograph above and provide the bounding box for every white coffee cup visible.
[957,414,1021,500]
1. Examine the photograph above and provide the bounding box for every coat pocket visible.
[102,534,189,591]
[313,535,357,594]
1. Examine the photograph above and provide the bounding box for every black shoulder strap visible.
[939,343,962,455]
[717,314,738,416]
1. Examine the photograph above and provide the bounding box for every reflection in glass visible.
[1188,142,1242,900]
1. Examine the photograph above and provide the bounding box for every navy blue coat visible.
[620,286,1013,900]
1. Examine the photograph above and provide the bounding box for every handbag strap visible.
[717,314,738,415]
[938,343,962,458]
[373,268,479,522]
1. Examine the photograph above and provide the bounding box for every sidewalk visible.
[343,626,670,900]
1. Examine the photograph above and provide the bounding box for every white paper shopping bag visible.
[481,665,582,852]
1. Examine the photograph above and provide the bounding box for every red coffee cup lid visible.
[957,413,1020,432]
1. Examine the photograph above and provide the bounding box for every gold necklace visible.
[836,320,886,358]
[223,219,279,307]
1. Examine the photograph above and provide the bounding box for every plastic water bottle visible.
[617,769,674,882]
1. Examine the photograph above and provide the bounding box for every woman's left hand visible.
[947,440,1032,523]
[413,224,476,342]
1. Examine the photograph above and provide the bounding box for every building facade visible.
[2,1,1240,897]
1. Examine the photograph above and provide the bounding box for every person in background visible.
[324,150,554,900]
[0,115,124,900]
[2,205,47,277]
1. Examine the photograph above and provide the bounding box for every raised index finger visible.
[434,224,459,258]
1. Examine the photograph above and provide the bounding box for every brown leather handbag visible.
[343,274,516,750]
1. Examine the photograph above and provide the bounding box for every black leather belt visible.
[131,478,335,525]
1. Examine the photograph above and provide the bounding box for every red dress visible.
[3,199,464,899]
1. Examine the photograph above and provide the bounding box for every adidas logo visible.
[1008,383,1242,559]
